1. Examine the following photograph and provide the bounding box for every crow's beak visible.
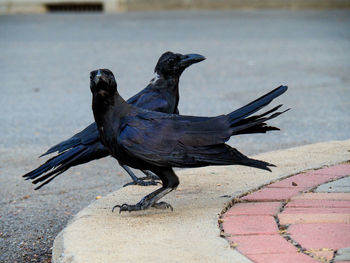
[96,69,102,78]
[93,69,102,85]
[180,53,206,68]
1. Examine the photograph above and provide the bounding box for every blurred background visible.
[1,1,350,262]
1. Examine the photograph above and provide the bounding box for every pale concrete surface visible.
[53,140,350,263]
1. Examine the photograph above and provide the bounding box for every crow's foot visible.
[112,203,144,213]
[123,178,160,187]
[112,201,173,213]
[152,201,173,211]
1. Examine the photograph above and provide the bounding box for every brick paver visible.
[223,202,282,217]
[222,215,278,235]
[227,235,297,254]
[221,164,350,263]
[278,213,350,224]
[247,253,319,263]
[311,164,350,177]
[267,173,339,188]
[285,200,350,208]
[241,187,307,201]
[288,224,350,250]
[292,193,350,200]
[282,207,350,214]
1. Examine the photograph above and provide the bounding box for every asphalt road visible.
[1,10,350,262]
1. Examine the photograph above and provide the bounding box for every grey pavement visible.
[1,10,350,262]
[315,176,350,193]
[319,176,350,261]
[335,247,350,262]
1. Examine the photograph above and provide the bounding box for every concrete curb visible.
[52,140,350,263]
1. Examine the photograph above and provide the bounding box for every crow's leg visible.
[139,170,160,181]
[121,164,159,187]
[113,168,179,213]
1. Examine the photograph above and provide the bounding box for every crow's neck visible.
[152,72,180,88]
[92,92,130,139]
[152,73,180,106]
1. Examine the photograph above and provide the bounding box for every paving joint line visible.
[219,161,350,263]
[277,174,350,263]
[219,161,350,217]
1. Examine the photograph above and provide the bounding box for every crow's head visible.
[90,69,117,97]
[154,51,205,78]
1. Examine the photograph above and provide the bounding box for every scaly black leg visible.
[113,167,179,213]
[140,170,160,181]
[120,164,159,187]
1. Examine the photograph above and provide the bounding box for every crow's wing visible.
[118,85,288,167]
[118,113,233,167]
[127,87,175,114]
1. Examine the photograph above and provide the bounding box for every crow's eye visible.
[168,58,175,64]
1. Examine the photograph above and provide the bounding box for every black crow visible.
[23,52,205,189]
[90,69,289,213]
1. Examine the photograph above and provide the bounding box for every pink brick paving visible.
[221,163,350,263]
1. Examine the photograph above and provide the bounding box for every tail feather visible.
[23,142,109,189]
[23,145,85,180]
[226,85,289,136]
[32,148,89,184]
[231,108,290,136]
[184,144,276,172]
[40,123,99,157]
[228,85,288,125]
[228,147,276,171]
[34,170,66,190]
[41,138,81,157]
[240,157,275,172]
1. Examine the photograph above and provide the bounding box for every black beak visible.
[93,69,102,85]
[180,53,206,68]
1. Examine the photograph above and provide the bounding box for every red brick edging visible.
[220,164,350,263]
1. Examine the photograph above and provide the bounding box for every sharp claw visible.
[112,203,127,213]
[123,181,136,187]
[112,205,120,213]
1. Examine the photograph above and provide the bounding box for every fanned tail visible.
[40,123,99,157]
[229,147,276,172]
[23,142,108,189]
[23,145,86,180]
[227,85,289,136]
